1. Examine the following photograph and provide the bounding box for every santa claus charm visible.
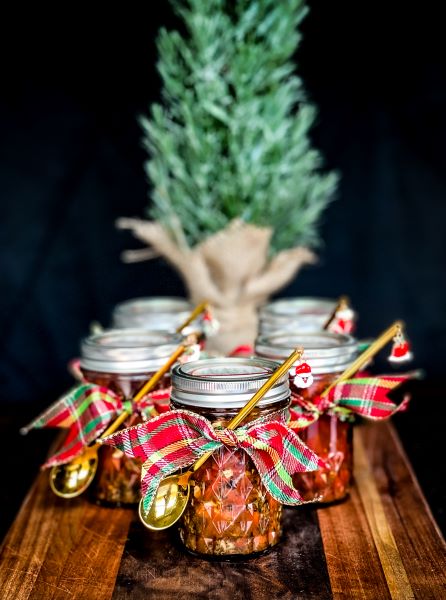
[327,303,356,335]
[291,361,314,388]
[388,332,413,363]
[202,308,220,337]
[179,343,201,363]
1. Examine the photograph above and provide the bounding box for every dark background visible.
[1,2,445,538]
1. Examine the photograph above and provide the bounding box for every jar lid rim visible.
[260,297,336,317]
[171,357,290,408]
[80,328,182,373]
[114,296,192,316]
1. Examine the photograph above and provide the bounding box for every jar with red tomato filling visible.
[170,357,290,557]
[80,329,181,506]
[255,333,358,504]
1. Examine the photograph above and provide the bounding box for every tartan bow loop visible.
[21,382,171,468]
[21,384,122,467]
[290,375,410,430]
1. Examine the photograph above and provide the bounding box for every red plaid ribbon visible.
[21,383,171,467]
[289,375,410,430]
[101,409,326,512]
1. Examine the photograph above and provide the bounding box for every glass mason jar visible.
[112,297,193,332]
[258,297,337,336]
[170,357,290,558]
[255,333,358,504]
[80,329,182,506]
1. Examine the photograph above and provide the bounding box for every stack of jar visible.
[40,293,411,562]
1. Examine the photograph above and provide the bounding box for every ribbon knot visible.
[214,428,239,447]
[312,395,335,413]
[101,409,325,512]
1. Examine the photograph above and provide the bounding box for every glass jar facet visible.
[171,358,290,557]
[255,333,358,503]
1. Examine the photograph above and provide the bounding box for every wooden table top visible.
[0,421,445,600]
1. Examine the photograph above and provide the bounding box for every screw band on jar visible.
[112,297,193,331]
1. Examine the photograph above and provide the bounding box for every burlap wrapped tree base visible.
[117,218,316,354]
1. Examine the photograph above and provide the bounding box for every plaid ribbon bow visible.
[101,409,325,512]
[21,383,171,468]
[289,375,410,430]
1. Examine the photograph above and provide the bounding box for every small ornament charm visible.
[179,338,201,363]
[388,331,413,363]
[67,358,84,382]
[327,298,356,335]
[202,307,220,337]
[291,362,314,388]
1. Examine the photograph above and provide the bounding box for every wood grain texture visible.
[0,470,133,600]
[361,422,446,600]
[354,431,414,600]
[1,422,445,599]
[318,485,391,599]
[112,507,332,600]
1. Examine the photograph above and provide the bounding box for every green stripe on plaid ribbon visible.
[289,374,410,430]
[101,409,326,512]
[21,384,121,467]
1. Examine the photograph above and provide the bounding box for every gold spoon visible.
[138,346,304,531]
[320,320,404,398]
[323,295,350,331]
[49,301,210,499]
[175,301,208,333]
[49,343,190,498]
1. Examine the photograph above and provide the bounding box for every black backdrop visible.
[1,2,445,534]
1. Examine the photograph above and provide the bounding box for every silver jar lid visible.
[80,329,182,374]
[255,332,358,374]
[171,358,290,408]
[112,297,193,331]
[258,297,336,335]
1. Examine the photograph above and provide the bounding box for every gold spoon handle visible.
[323,295,349,330]
[175,301,209,333]
[320,320,403,398]
[95,344,188,443]
[191,346,304,473]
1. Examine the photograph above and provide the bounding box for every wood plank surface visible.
[0,471,133,600]
[0,422,444,599]
[361,422,446,600]
[318,485,391,599]
[112,506,332,600]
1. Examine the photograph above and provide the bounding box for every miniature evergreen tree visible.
[119,0,339,351]
[141,0,337,252]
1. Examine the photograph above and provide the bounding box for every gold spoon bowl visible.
[49,446,99,498]
[139,473,191,530]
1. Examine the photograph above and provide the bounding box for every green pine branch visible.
[141,0,339,254]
